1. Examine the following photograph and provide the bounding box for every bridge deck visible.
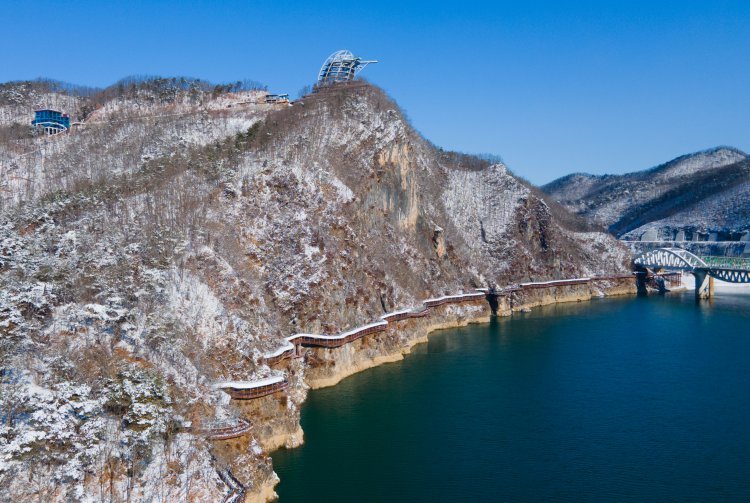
[634,248,750,284]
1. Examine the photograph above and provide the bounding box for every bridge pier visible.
[635,270,649,295]
[634,248,749,299]
[693,270,714,300]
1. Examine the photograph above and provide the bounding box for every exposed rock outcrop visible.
[0,79,631,502]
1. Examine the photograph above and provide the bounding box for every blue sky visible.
[3,0,749,184]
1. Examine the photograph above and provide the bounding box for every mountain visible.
[542,147,750,241]
[0,78,630,501]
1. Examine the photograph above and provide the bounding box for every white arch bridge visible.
[633,247,750,299]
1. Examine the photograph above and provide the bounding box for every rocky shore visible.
[228,276,636,502]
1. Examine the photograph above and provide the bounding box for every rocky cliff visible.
[0,78,631,501]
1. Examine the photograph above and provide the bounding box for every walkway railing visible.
[260,290,488,366]
[212,275,638,409]
[591,274,637,281]
[189,418,252,441]
[216,376,288,399]
[700,256,750,270]
[265,342,296,366]
[423,292,486,307]
[289,321,388,348]
[216,463,246,503]
[518,278,591,289]
[381,307,431,322]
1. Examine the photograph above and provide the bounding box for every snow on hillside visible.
[650,147,746,182]
[443,163,529,272]
[0,79,632,501]
[0,84,82,125]
[622,178,750,240]
[86,89,267,122]
[543,147,750,235]
[1,103,267,208]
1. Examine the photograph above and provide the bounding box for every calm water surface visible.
[272,293,750,501]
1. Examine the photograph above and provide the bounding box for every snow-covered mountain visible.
[542,147,750,241]
[0,78,630,501]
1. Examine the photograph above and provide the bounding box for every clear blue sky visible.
[3,0,749,184]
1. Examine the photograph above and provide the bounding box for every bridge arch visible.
[634,247,750,299]
[633,247,707,271]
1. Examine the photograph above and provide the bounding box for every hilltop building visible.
[32,109,70,134]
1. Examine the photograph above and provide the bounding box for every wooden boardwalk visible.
[190,418,252,441]
[216,377,289,400]
[212,274,637,412]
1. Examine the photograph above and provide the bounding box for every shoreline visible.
[266,282,750,502]
[307,315,492,390]
[248,277,637,501]
[298,274,747,396]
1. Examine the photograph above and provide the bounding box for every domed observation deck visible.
[317,50,378,86]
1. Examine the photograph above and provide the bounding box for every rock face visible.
[542,146,750,242]
[0,79,631,501]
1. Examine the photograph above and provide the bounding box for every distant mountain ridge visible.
[542,146,750,241]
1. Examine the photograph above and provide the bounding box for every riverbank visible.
[303,278,638,391]
[305,304,492,390]
[230,276,637,502]
[272,291,750,502]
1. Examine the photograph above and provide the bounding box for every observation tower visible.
[317,50,378,86]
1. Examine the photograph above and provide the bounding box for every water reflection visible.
[273,293,750,502]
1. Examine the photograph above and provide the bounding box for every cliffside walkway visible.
[199,271,636,476]
[188,418,252,441]
[290,320,389,349]
[214,274,633,406]
[215,376,289,400]
[634,248,750,299]
[202,273,636,502]
[214,458,247,503]
[263,292,489,366]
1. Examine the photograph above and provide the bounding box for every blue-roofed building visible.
[32,109,70,134]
